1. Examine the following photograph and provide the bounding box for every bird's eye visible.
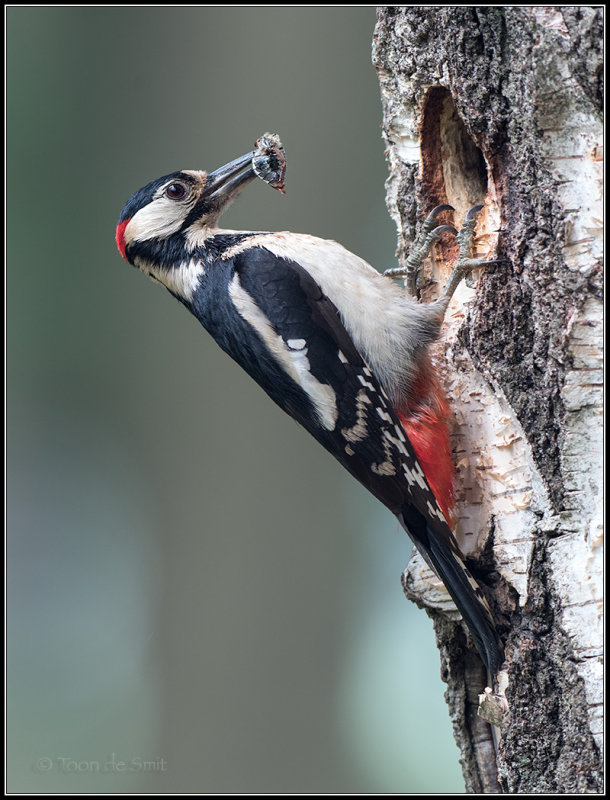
[166,182,188,200]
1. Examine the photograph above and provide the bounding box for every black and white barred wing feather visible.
[228,247,437,511]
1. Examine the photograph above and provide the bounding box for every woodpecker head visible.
[116,150,259,268]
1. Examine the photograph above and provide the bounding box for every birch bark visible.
[373,6,603,792]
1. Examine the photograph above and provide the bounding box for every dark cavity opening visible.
[420,87,488,218]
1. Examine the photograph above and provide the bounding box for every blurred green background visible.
[7,6,463,793]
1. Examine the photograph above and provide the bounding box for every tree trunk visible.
[373,7,603,793]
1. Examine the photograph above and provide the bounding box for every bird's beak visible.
[204,151,258,207]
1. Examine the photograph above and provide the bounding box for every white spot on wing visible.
[376,407,393,424]
[229,274,338,430]
[357,374,375,391]
[426,499,447,522]
[402,463,419,487]
[218,230,429,401]
[341,389,371,442]
[383,428,409,457]
[371,460,396,476]
[411,461,428,490]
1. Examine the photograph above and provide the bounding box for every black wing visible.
[231,247,445,518]
[224,246,503,675]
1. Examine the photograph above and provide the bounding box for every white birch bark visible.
[373,6,603,792]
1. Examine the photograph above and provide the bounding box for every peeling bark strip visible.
[373,7,602,793]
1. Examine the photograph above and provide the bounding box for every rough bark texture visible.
[373,7,603,793]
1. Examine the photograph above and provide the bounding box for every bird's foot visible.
[385,204,508,302]
[384,204,457,295]
[436,205,509,310]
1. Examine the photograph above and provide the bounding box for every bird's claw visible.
[385,204,507,305]
[465,204,484,221]
[438,205,507,308]
[384,205,457,294]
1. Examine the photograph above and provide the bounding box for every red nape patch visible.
[397,402,456,528]
[115,219,130,261]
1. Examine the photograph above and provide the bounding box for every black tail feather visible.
[426,535,504,677]
[398,510,504,678]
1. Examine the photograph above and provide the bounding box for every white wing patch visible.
[229,274,338,431]
[218,230,425,401]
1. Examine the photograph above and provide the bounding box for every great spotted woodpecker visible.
[116,136,504,678]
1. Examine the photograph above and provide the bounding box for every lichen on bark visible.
[373,6,603,792]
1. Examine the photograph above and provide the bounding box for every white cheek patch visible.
[125,197,193,244]
[229,275,338,430]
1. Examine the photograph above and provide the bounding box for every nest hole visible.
[420,88,493,266]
